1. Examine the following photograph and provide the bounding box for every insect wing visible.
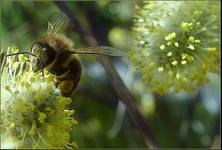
[47,13,69,35]
[70,46,126,56]
[47,21,63,35]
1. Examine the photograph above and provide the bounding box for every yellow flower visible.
[130,1,220,94]
[1,47,77,148]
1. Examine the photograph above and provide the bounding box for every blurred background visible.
[0,0,220,148]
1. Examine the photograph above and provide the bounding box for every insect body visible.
[30,25,125,96]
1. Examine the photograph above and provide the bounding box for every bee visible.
[26,22,125,96]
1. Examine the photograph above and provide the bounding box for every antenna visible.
[6,52,37,58]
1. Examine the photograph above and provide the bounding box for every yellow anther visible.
[158,67,164,72]
[194,40,201,43]
[181,60,187,65]
[7,47,11,51]
[9,123,15,128]
[167,41,171,46]
[181,22,189,28]
[64,109,69,113]
[187,44,195,50]
[12,46,19,52]
[174,42,179,47]
[140,41,146,45]
[188,23,193,26]
[188,36,195,42]
[38,112,46,124]
[181,21,193,31]
[19,55,25,62]
[167,52,173,56]
[181,53,188,59]
[164,32,176,41]
[9,57,14,65]
[202,27,207,31]
[160,44,165,50]
[138,18,144,23]
[176,73,181,79]
[172,61,178,66]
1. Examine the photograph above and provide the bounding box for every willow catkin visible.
[129,1,220,94]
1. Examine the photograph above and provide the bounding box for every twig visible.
[178,93,200,147]
[210,113,220,148]
[54,1,159,148]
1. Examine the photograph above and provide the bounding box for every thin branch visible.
[178,93,200,147]
[54,1,159,148]
[210,113,220,148]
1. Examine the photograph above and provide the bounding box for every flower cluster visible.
[1,47,77,149]
[129,1,220,94]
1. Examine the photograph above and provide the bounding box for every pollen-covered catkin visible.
[129,1,220,94]
[1,47,78,149]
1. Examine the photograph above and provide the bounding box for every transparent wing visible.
[47,22,58,34]
[69,46,127,56]
[47,13,69,34]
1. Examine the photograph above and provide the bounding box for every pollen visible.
[174,42,179,47]
[38,112,46,124]
[202,27,207,31]
[167,41,171,46]
[187,44,195,50]
[138,18,144,23]
[181,53,188,59]
[172,61,178,66]
[130,1,220,94]
[188,23,193,26]
[12,46,19,52]
[1,47,78,149]
[181,22,189,28]
[19,55,26,62]
[9,123,15,128]
[9,57,14,65]
[140,41,146,45]
[188,36,195,42]
[164,32,176,41]
[167,52,173,56]
[160,44,165,50]
[176,73,181,79]
[194,40,201,43]
[181,60,187,65]
[158,67,164,72]
[180,21,193,31]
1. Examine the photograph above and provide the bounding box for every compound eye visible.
[30,42,56,72]
[31,42,43,56]
[41,47,48,58]
[30,42,44,72]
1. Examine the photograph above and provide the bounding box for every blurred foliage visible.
[0,0,220,148]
